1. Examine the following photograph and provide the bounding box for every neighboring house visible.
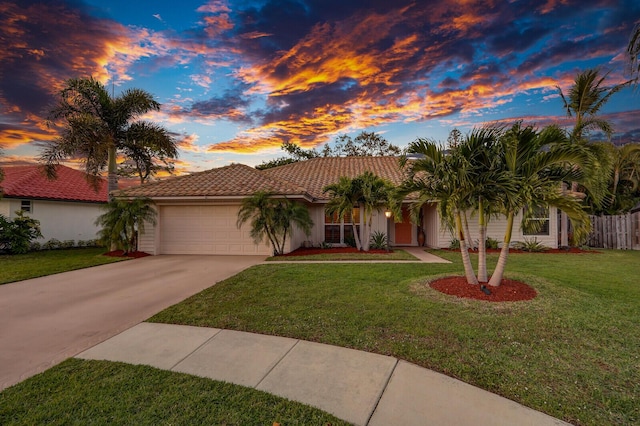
[0,165,107,243]
[117,156,559,255]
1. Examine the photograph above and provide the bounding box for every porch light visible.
[384,210,392,218]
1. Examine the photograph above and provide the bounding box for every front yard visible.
[148,250,639,425]
[0,248,127,285]
[1,249,638,424]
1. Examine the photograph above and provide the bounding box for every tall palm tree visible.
[400,138,479,285]
[556,69,626,244]
[628,22,640,84]
[236,191,313,256]
[95,198,156,254]
[488,123,591,286]
[42,77,178,195]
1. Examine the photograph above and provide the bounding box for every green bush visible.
[30,241,42,251]
[448,238,460,250]
[344,235,357,248]
[486,236,500,249]
[61,240,76,249]
[0,212,43,254]
[43,238,61,250]
[513,237,548,252]
[369,231,388,249]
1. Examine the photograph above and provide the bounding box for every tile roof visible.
[264,156,409,200]
[0,165,107,203]
[115,163,310,199]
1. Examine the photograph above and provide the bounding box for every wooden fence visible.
[587,212,640,250]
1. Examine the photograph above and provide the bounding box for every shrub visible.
[320,241,332,249]
[76,240,87,248]
[486,236,500,249]
[369,231,388,249]
[42,238,61,250]
[30,241,42,251]
[61,240,76,249]
[0,212,43,254]
[513,237,548,252]
[448,238,460,250]
[344,235,357,248]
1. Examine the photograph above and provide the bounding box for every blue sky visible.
[1,0,639,174]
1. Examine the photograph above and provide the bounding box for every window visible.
[20,200,33,213]
[523,205,549,236]
[324,208,360,244]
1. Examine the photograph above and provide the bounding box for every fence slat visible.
[587,213,637,250]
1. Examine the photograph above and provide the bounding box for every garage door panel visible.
[159,205,271,255]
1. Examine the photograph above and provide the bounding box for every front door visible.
[394,207,412,245]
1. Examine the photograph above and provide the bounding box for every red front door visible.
[394,207,412,245]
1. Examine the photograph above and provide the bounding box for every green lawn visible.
[149,249,640,425]
[0,248,127,285]
[266,248,418,261]
[0,359,347,425]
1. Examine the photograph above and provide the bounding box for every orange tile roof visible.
[264,156,408,200]
[115,163,310,198]
[115,157,410,201]
[0,165,107,203]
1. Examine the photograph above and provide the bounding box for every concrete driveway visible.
[0,255,265,391]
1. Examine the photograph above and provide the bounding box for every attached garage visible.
[158,205,272,255]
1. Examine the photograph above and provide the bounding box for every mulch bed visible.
[280,247,393,256]
[444,247,597,254]
[430,276,537,302]
[103,250,151,258]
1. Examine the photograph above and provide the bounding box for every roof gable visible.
[0,165,107,203]
[115,163,310,199]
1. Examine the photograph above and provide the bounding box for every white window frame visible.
[324,208,361,244]
[20,200,33,213]
[523,205,549,236]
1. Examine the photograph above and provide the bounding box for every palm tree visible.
[556,69,627,244]
[120,122,178,184]
[323,172,398,251]
[598,142,640,213]
[400,139,479,285]
[628,22,640,84]
[236,191,313,255]
[323,176,364,250]
[42,77,178,194]
[95,198,156,254]
[488,123,591,286]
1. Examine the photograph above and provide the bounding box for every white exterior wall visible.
[1,198,103,242]
[431,206,559,249]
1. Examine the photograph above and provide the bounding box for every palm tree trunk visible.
[107,144,118,198]
[352,223,362,250]
[488,211,514,287]
[477,199,487,282]
[560,183,569,246]
[455,210,478,285]
[463,211,474,249]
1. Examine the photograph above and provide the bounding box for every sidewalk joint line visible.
[254,338,301,389]
[168,326,222,371]
[365,357,399,426]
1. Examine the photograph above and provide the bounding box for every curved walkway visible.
[77,322,568,426]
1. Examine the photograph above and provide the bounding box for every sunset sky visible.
[1,0,639,174]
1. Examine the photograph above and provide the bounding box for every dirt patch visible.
[430,276,537,302]
[103,250,151,258]
[280,247,393,256]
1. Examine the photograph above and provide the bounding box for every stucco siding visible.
[3,199,103,242]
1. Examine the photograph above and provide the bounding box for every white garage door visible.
[159,205,272,255]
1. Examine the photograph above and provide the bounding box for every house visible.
[0,165,107,243]
[116,156,559,255]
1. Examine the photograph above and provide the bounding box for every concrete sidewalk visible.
[77,323,568,426]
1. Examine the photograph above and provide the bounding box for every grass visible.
[0,247,127,285]
[266,248,418,261]
[150,249,640,425]
[0,359,347,425]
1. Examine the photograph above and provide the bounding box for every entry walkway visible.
[78,323,568,426]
